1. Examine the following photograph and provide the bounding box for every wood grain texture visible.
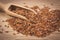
[0,0,60,40]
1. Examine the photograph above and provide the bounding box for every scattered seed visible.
[2,20,5,22]
[58,29,60,32]
[5,31,9,33]
[51,3,54,5]
[5,25,7,27]
[13,33,16,35]
[23,3,26,4]
[1,28,4,31]
[5,25,9,28]
[0,31,3,34]
[0,25,2,27]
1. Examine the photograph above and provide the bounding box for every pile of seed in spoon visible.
[7,5,60,37]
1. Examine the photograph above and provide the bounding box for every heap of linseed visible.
[7,5,60,37]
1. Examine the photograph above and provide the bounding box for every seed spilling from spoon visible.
[7,5,60,37]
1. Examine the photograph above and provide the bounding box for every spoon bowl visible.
[0,3,37,21]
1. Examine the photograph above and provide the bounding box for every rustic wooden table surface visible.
[0,0,60,40]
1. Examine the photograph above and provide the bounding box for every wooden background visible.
[0,0,60,40]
